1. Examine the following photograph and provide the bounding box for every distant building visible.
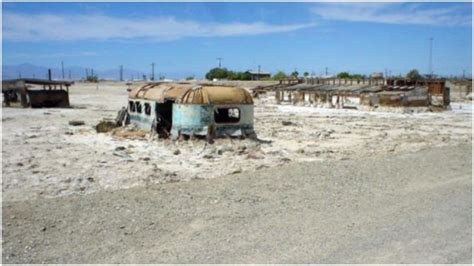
[319,74,336,79]
[249,71,271,80]
[371,72,384,79]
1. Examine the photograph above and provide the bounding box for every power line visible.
[151,63,155,81]
[61,61,65,79]
[429,37,433,76]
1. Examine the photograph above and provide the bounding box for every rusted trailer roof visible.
[178,85,253,105]
[128,83,193,103]
[130,83,253,105]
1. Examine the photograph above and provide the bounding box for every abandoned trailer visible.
[2,78,74,108]
[274,77,450,110]
[127,83,255,140]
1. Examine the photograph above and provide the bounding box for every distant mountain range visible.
[2,63,199,81]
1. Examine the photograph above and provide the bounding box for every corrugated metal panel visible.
[178,86,253,105]
[129,83,193,103]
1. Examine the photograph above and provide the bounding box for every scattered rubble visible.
[69,120,85,126]
[96,120,119,133]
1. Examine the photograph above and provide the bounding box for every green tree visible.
[227,71,237,80]
[205,67,231,80]
[303,72,309,77]
[351,74,364,80]
[86,74,99,83]
[291,71,299,78]
[272,71,287,80]
[185,76,194,80]
[406,69,423,80]
[337,72,351,79]
[235,71,252,81]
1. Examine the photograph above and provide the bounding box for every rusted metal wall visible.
[3,79,73,108]
[27,90,69,108]
[360,93,429,107]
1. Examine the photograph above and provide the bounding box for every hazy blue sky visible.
[2,2,472,78]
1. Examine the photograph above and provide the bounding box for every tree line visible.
[205,67,304,81]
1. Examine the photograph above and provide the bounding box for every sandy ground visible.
[1,81,472,263]
[2,144,472,263]
[2,81,472,201]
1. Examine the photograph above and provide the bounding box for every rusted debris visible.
[111,126,148,139]
[2,78,74,108]
[69,120,85,126]
[273,77,450,110]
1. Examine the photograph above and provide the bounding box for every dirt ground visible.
[2,145,472,263]
[1,81,472,263]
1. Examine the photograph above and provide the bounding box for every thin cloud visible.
[7,51,98,58]
[3,12,316,42]
[311,3,471,26]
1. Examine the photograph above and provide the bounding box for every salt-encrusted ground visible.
[2,81,472,201]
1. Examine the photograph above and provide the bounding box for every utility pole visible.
[151,63,155,81]
[217,57,223,68]
[85,68,89,78]
[61,61,65,79]
[429,37,433,77]
[325,67,328,76]
[18,71,21,78]
[68,70,71,80]
[119,65,123,81]
[48,69,52,81]
[462,69,465,79]
[257,65,261,80]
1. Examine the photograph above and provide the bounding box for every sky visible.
[2,2,472,79]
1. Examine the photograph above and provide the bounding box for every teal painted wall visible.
[128,99,157,131]
[171,104,254,136]
[128,98,255,137]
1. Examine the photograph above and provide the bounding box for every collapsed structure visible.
[2,78,74,108]
[272,77,450,110]
[127,82,255,140]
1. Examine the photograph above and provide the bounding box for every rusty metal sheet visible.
[178,86,253,105]
[129,83,193,103]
